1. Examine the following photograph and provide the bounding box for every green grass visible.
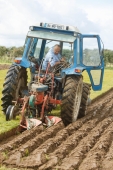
[0,68,113,134]
[105,66,113,70]
[0,55,12,64]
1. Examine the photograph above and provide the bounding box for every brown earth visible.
[0,88,113,170]
[0,64,10,70]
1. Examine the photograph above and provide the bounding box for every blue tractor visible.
[1,22,104,128]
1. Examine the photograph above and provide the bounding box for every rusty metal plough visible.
[6,65,62,131]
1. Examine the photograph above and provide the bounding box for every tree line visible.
[0,46,113,66]
[0,46,24,63]
[104,49,113,66]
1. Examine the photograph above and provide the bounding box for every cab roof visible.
[29,22,80,34]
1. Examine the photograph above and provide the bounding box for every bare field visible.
[0,89,113,169]
[0,64,10,70]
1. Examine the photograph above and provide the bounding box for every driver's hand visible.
[60,57,65,62]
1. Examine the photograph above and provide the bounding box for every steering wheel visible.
[52,61,69,75]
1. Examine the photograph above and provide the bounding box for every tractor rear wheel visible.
[61,75,83,126]
[78,83,91,118]
[1,64,27,114]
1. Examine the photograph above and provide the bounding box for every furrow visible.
[3,122,64,165]
[87,91,113,113]
[5,102,107,169]
[18,100,112,169]
[0,125,44,163]
[54,117,113,170]
[101,140,113,170]
[18,117,99,168]
[1,88,113,170]
[79,122,113,170]
[0,125,44,152]
[38,108,113,170]
[86,98,113,117]
[91,88,113,105]
[2,109,94,167]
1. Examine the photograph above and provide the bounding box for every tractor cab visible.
[16,22,104,91]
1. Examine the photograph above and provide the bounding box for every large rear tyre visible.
[61,75,83,126]
[78,83,91,118]
[1,64,27,114]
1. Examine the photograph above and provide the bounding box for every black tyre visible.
[1,64,27,114]
[61,75,83,126]
[78,83,91,118]
[6,105,15,121]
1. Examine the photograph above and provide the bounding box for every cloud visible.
[76,2,113,49]
[0,0,112,49]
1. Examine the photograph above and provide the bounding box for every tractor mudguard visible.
[14,57,31,68]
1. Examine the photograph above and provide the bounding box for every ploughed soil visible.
[0,64,10,70]
[1,88,113,170]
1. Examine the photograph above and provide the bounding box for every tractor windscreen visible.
[27,31,76,43]
[27,34,74,68]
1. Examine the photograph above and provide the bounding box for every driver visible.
[42,44,64,71]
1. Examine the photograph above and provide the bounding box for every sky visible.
[0,0,113,50]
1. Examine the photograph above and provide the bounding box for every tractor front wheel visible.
[61,75,83,126]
